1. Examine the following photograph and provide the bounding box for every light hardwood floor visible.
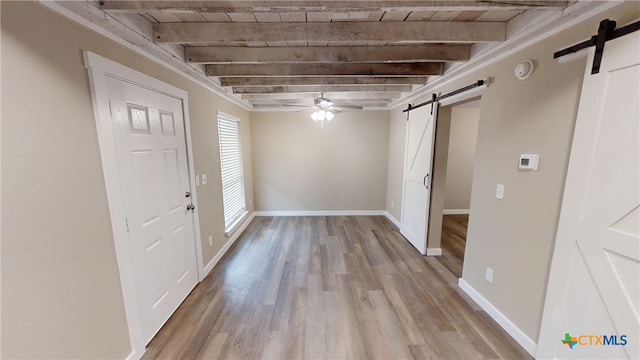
[142,216,531,359]
[436,215,469,279]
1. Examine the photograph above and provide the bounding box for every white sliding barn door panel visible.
[400,102,439,254]
[107,77,199,343]
[537,31,639,359]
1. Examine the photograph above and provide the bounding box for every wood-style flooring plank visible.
[367,290,415,359]
[304,274,326,359]
[436,214,469,278]
[142,215,531,360]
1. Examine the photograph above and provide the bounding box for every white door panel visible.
[107,77,198,343]
[163,149,184,212]
[537,31,639,359]
[401,103,438,254]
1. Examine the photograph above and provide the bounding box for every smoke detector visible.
[514,60,534,80]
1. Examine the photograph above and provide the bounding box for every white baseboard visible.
[443,209,470,215]
[125,350,138,360]
[202,212,256,277]
[253,210,386,217]
[458,278,537,357]
[383,211,402,228]
[426,248,443,256]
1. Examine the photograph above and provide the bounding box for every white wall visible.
[444,104,480,211]
[251,111,389,212]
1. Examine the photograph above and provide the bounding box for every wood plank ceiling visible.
[101,1,568,110]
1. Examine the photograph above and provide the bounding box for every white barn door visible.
[400,102,439,254]
[537,31,639,359]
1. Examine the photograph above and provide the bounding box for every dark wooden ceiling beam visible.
[186,45,470,64]
[154,22,506,45]
[207,63,443,77]
[233,85,413,94]
[249,96,396,106]
[220,77,427,87]
[253,98,393,103]
[251,101,392,109]
[243,91,403,100]
[102,1,568,13]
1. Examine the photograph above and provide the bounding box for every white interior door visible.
[107,77,199,343]
[537,31,639,359]
[400,102,439,254]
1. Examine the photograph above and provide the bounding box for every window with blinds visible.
[217,112,246,232]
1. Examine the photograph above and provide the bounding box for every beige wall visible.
[251,111,389,211]
[1,2,252,358]
[385,2,640,342]
[386,107,407,220]
[444,105,480,210]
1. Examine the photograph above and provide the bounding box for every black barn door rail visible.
[403,79,486,116]
[554,19,640,74]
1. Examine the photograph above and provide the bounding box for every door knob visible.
[185,191,191,198]
[186,203,195,211]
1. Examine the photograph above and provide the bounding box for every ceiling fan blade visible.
[278,104,311,108]
[331,105,363,110]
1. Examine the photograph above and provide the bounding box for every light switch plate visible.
[496,184,505,200]
[486,267,494,283]
[202,174,208,185]
[195,175,200,186]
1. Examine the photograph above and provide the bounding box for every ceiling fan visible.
[287,95,363,122]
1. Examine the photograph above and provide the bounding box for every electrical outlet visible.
[202,174,208,185]
[208,235,213,247]
[390,200,394,207]
[249,199,253,206]
[496,184,505,200]
[486,267,494,283]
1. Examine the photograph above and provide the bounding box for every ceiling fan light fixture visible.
[325,111,334,121]
[310,109,334,122]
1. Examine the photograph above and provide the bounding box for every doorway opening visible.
[429,97,480,278]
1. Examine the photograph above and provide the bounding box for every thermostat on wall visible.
[519,154,539,170]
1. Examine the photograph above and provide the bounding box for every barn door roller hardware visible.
[554,19,640,75]
[403,79,486,116]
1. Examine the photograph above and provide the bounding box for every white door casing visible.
[85,52,204,359]
[400,101,439,255]
[107,77,199,343]
[537,31,639,359]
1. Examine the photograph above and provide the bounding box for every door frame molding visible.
[84,51,204,359]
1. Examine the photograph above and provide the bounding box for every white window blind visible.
[217,112,246,231]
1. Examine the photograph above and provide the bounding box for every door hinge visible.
[108,100,113,117]
[125,217,130,233]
